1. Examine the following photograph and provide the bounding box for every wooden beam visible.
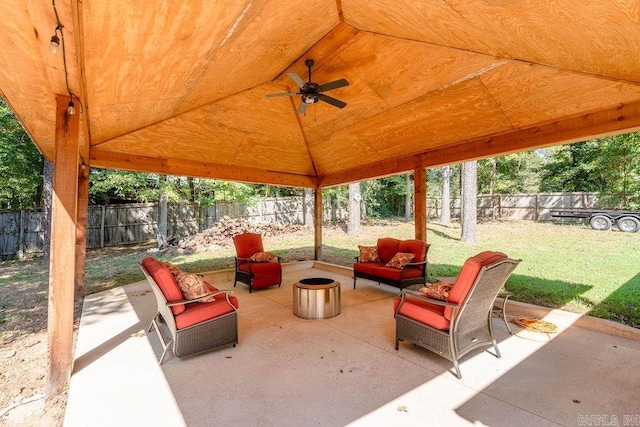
[314,188,323,260]
[414,166,426,242]
[89,149,318,189]
[75,163,89,301]
[47,95,80,397]
[318,100,640,186]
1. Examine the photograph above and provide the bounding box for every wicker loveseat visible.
[353,238,430,289]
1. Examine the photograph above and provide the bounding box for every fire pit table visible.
[293,278,341,319]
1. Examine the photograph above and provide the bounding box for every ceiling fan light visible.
[302,94,318,104]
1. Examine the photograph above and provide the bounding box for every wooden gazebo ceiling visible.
[3,0,640,188]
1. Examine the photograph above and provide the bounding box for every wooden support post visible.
[314,188,323,260]
[75,163,89,300]
[47,95,80,397]
[414,167,427,241]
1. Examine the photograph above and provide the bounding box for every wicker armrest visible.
[399,289,458,307]
[167,290,237,310]
[402,259,428,268]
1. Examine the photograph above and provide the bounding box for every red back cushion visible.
[233,233,265,259]
[398,240,427,263]
[376,238,400,263]
[142,257,185,315]
[445,251,507,320]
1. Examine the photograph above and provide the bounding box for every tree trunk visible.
[405,174,412,220]
[440,165,451,224]
[303,188,314,227]
[187,177,196,202]
[157,176,168,249]
[490,157,497,220]
[347,183,361,236]
[461,161,477,244]
[42,159,54,262]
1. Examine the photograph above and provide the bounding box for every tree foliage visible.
[0,99,43,209]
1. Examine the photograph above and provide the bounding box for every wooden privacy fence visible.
[0,192,598,259]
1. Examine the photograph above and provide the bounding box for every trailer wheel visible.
[617,216,640,233]
[589,215,612,231]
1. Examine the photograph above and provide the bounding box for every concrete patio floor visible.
[64,261,640,427]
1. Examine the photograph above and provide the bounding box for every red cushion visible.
[175,296,239,329]
[353,262,385,276]
[239,261,281,288]
[233,233,265,259]
[394,296,450,330]
[444,251,507,320]
[372,266,424,281]
[142,257,185,315]
[376,238,400,263]
[398,240,427,263]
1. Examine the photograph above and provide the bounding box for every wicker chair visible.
[140,257,239,364]
[394,252,520,379]
[232,232,282,293]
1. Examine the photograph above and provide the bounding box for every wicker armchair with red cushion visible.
[232,232,282,293]
[393,251,520,378]
[140,257,239,364]
[353,238,430,289]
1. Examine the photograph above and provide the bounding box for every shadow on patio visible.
[64,262,640,426]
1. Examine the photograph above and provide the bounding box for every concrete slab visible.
[64,263,640,426]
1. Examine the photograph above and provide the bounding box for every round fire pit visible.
[293,278,341,320]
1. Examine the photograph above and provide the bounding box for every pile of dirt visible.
[169,216,308,254]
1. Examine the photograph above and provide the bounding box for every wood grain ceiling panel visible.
[343,0,640,81]
[309,129,387,175]
[349,78,513,156]
[482,62,640,129]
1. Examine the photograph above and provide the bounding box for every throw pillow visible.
[419,282,454,301]
[358,245,381,263]
[162,261,217,302]
[249,251,276,262]
[385,252,415,269]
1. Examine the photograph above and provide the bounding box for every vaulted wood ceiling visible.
[3,0,640,188]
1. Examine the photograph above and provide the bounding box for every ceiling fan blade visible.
[318,94,347,109]
[265,92,298,98]
[297,101,309,115]
[286,73,306,89]
[318,78,349,93]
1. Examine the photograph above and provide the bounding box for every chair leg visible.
[353,276,357,289]
[452,360,462,379]
[149,316,173,364]
[492,339,502,359]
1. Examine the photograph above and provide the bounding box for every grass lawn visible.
[1,219,638,332]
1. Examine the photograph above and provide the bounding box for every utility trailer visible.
[549,209,640,233]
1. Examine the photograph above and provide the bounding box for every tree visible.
[0,99,43,208]
[405,174,412,220]
[440,165,451,224]
[347,183,361,235]
[460,161,477,244]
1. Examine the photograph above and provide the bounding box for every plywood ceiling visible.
[2,0,640,188]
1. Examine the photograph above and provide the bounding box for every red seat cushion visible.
[353,262,385,276]
[394,296,450,330]
[238,261,281,288]
[372,266,424,281]
[142,257,185,315]
[175,296,239,330]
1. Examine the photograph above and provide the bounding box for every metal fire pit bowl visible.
[293,278,341,320]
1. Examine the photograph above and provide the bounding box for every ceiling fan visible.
[266,59,349,114]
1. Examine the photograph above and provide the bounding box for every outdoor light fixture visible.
[49,32,60,54]
[67,98,76,115]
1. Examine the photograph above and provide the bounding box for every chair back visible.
[452,257,521,334]
[140,258,181,332]
[233,233,265,260]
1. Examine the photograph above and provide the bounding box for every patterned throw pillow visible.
[419,282,454,301]
[385,252,415,269]
[358,245,380,263]
[249,251,276,262]
[163,261,217,302]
